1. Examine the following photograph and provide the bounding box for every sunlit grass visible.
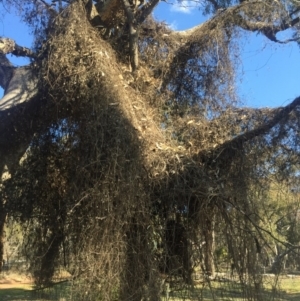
[0,278,70,301]
[165,275,300,301]
[1,275,300,300]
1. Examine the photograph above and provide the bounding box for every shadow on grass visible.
[282,293,300,301]
[0,288,35,301]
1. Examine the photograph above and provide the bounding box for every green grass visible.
[165,276,300,301]
[1,276,300,301]
[0,281,70,301]
[0,287,33,301]
[271,277,300,301]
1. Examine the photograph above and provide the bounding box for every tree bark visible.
[0,37,39,175]
[0,201,6,272]
[0,54,15,90]
[129,23,139,73]
[202,213,215,278]
[0,67,40,173]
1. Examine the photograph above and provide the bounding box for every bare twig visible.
[38,0,58,15]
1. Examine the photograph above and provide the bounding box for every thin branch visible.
[208,0,221,11]
[223,196,293,250]
[38,0,58,15]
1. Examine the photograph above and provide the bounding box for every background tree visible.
[0,0,300,300]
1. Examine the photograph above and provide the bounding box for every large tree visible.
[0,0,300,300]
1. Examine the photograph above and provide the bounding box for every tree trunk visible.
[202,213,215,278]
[121,222,159,301]
[129,22,139,73]
[0,201,6,272]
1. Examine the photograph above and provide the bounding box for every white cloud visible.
[171,1,192,14]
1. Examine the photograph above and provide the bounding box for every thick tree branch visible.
[0,38,36,91]
[136,0,160,25]
[170,1,300,41]
[234,14,300,43]
[128,24,139,73]
[0,67,38,111]
[0,65,44,176]
[224,96,300,146]
[121,0,139,72]
[200,96,300,163]
[163,1,300,92]
[121,0,135,22]
[0,37,36,58]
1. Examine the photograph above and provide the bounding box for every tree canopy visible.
[0,0,300,300]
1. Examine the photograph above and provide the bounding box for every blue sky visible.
[1,1,299,109]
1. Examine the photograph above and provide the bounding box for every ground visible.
[1,271,300,300]
[0,272,33,289]
[0,273,33,301]
[0,271,69,301]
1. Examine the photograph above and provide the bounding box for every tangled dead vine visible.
[1,1,300,301]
